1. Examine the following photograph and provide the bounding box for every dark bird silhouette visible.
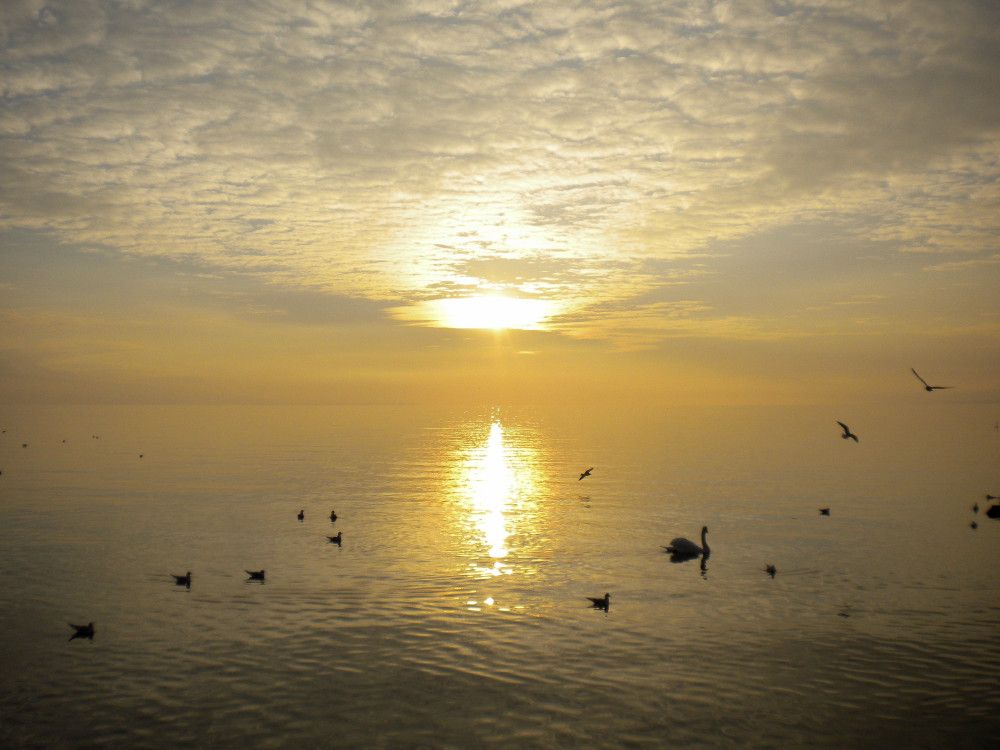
[836,421,859,442]
[663,526,710,560]
[579,467,593,481]
[246,570,266,581]
[297,509,304,521]
[986,505,1000,519]
[327,532,342,545]
[139,454,143,458]
[330,510,337,522]
[171,572,191,588]
[587,592,610,610]
[973,503,979,513]
[765,564,777,578]
[68,622,94,641]
[986,494,998,501]
[21,443,27,448]
[819,507,831,516]
[911,368,953,392]
[971,520,978,529]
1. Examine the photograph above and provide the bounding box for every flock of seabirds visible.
[0,368,996,638]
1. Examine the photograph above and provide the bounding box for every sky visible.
[1,0,998,405]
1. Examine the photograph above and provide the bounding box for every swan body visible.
[663,526,709,559]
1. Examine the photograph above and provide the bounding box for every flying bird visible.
[579,467,593,481]
[171,572,191,588]
[68,622,94,641]
[836,421,859,442]
[663,526,710,560]
[819,507,831,516]
[327,532,342,545]
[246,570,266,581]
[911,368,953,392]
[587,592,611,610]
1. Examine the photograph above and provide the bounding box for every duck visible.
[587,593,610,610]
[297,509,304,521]
[68,622,95,641]
[171,572,191,588]
[819,507,831,516]
[765,564,777,578]
[663,526,709,560]
[327,532,342,545]
[246,570,266,581]
[330,510,338,522]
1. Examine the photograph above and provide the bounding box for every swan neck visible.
[701,528,709,554]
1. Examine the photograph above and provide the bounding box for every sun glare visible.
[432,295,557,330]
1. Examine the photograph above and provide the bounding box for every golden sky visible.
[1,0,998,404]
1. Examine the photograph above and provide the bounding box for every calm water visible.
[1,403,998,749]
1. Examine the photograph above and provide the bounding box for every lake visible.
[1,403,998,748]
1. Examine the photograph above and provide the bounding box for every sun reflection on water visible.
[453,419,542,584]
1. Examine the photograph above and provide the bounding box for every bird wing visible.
[836,421,850,434]
[929,385,953,390]
[911,368,930,387]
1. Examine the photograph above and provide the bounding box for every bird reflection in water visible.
[452,419,542,583]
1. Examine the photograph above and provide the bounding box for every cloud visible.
[1,0,998,346]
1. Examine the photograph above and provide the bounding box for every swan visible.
[663,526,709,559]
[587,593,610,610]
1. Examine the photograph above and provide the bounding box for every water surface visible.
[1,403,998,748]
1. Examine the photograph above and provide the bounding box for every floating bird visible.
[579,467,593,481]
[68,622,94,641]
[171,572,191,588]
[297,509,304,521]
[765,564,777,578]
[971,520,978,529]
[819,507,831,516]
[911,368,952,392]
[22,443,27,448]
[327,532,342,545]
[836,421,859,442]
[986,505,1000,519]
[587,592,611,610]
[986,494,998,501]
[139,454,143,458]
[329,510,337,522]
[973,503,979,513]
[246,570,266,581]
[663,526,710,560]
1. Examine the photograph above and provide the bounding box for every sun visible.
[431,295,557,330]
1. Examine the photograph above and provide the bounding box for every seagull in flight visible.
[911,368,953,392]
[836,421,859,442]
[579,467,593,481]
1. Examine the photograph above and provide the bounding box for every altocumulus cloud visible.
[1,0,998,341]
